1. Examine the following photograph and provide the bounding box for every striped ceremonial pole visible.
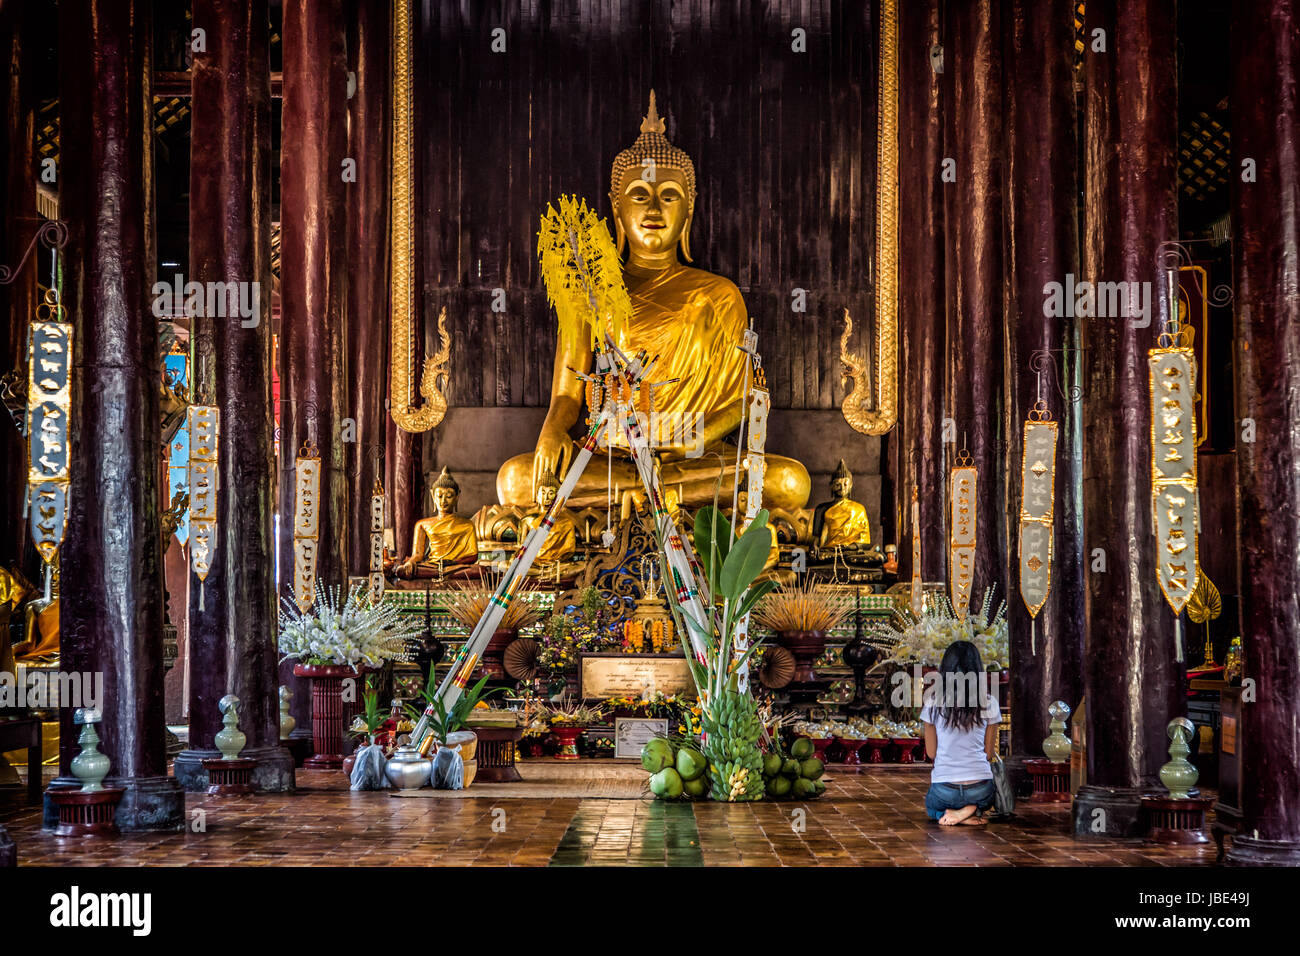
[409,401,614,748]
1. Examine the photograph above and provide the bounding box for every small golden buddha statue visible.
[395,467,479,578]
[815,460,879,561]
[496,92,810,512]
[520,469,578,566]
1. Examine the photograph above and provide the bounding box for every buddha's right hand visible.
[532,423,572,494]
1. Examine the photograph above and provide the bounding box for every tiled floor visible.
[0,764,1219,866]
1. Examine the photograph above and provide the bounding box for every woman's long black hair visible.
[934,640,988,733]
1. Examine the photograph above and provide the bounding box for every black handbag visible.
[989,754,1015,817]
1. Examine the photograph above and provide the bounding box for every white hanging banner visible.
[369,479,386,603]
[1149,344,1199,618]
[949,456,977,621]
[910,486,924,618]
[733,360,769,693]
[293,444,322,611]
[26,292,73,568]
[187,403,219,612]
[1019,408,1057,621]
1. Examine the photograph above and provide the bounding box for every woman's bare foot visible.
[959,813,987,826]
[939,804,978,826]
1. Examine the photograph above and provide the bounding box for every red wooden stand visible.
[202,757,256,795]
[47,787,125,837]
[1141,796,1214,844]
[1025,758,1072,803]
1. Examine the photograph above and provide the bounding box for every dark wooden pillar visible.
[897,0,947,583]
[1225,0,1300,866]
[174,0,293,792]
[1000,0,1086,778]
[1,0,40,568]
[1074,0,1183,837]
[57,0,184,830]
[942,0,1005,601]
[345,0,391,575]
[276,0,350,737]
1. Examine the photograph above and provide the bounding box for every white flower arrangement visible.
[278,581,418,668]
[885,588,1009,670]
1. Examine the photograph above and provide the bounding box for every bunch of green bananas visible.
[701,690,765,801]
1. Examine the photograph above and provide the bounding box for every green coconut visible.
[811,778,827,796]
[799,758,825,780]
[676,747,707,782]
[649,767,684,799]
[763,752,784,777]
[792,777,816,799]
[683,775,708,798]
[781,757,801,778]
[791,737,815,760]
[765,774,792,799]
[641,738,676,774]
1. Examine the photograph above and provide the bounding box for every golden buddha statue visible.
[496,92,810,512]
[520,469,578,566]
[395,467,479,577]
[814,459,880,557]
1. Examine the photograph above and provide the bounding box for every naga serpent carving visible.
[841,0,898,436]
[389,0,450,433]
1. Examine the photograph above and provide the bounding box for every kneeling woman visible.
[920,640,1000,826]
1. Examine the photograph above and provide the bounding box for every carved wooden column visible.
[1074,0,1183,837]
[276,0,350,739]
[345,0,391,576]
[1225,0,1300,866]
[897,0,947,583]
[1000,0,1086,781]
[942,0,1005,600]
[56,0,184,830]
[174,0,293,793]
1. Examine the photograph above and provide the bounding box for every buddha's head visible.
[535,469,560,510]
[831,459,853,500]
[430,467,460,516]
[610,91,696,264]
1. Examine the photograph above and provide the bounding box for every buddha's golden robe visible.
[821,498,872,548]
[605,262,749,449]
[411,514,479,566]
[520,510,578,564]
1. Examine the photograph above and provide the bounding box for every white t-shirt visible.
[920,697,1000,784]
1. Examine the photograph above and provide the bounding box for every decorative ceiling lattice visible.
[1178,107,1231,203]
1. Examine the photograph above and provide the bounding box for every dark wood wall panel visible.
[416,0,878,414]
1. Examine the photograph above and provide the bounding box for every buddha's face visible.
[832,476,852,499]
[537,484,558,510]
[432,486,458,516]
[614,169,690,257]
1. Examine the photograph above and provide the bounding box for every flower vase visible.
[776,630,827,684]
[551,725,585,760]
[294,663,370,770]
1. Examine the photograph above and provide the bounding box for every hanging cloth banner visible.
[187,403,220,612]
[293,443,322,612]
[733,360,769,693]
[910,486,924,618]
[1019,403,1057,646]
[369,478,386,604]
[26,290,73,576]
[949,452,977,621]
[1149,282,1199,660]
